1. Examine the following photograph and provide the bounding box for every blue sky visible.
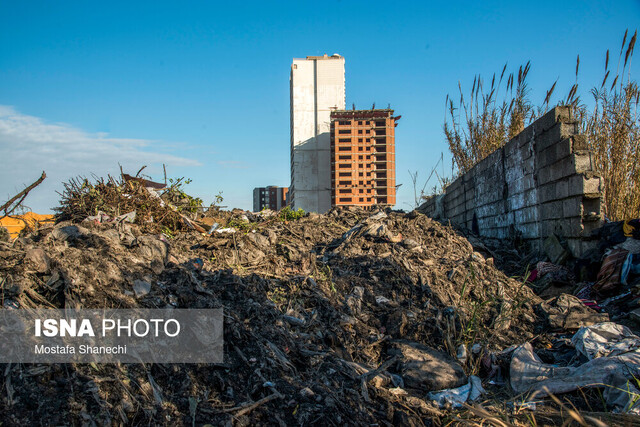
[1,0,638,212]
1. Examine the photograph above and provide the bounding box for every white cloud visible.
[0,105,201,213]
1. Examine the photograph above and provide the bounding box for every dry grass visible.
[450,386,626,427]
[585,30,639,220]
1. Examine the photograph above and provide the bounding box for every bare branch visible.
[0,171,47,217]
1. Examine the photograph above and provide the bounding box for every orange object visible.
[0,212,54,239]
[330,109,397,208]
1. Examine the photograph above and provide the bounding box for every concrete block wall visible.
[419,106,603,258]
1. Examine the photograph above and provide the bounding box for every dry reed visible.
[444,30,639,221]
[585,30,639,220]
[444,63,535,174]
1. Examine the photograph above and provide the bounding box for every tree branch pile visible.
[54,174,190,233]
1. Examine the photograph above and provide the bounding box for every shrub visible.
[163,177,203,215]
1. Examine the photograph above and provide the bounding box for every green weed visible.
[279,206,306,221]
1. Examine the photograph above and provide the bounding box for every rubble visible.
[3,172,640,424]
[1,202,546,425]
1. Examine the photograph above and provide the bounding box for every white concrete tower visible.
[290,54,345,213]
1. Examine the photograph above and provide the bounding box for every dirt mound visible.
[0,207,542,425]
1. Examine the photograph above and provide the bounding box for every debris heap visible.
[1,206,542,425]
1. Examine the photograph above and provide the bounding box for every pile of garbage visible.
[2,190,640,424]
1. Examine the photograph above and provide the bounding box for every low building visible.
[253,186,289,212]
[330,109,398,207]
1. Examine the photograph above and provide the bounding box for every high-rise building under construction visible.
[289,54,345,213]
[330,109,398,207]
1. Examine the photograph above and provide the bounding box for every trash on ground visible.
[427,375,485,408]
[571,322,640,360]
[510,340,640,413]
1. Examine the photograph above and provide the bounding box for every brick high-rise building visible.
[290,54,346,213]
[330,109,398,207]
[253,186,289,212]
